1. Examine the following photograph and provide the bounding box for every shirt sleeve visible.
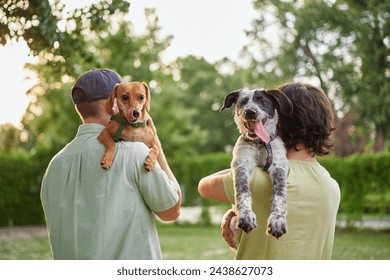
[138,163,179,213]
[223,171,235,204]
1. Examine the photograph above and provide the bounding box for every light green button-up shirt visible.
[41,124,179,260]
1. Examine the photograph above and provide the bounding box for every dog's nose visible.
[133,109,140,118]
[245,109,257,119]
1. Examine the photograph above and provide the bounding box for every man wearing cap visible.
[40,68,181,260]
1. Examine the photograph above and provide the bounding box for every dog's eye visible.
[121,95,129,101]
[261,99,268,106]
[138,95,145,101]
[239,98,248,106]
[256,96,268,106]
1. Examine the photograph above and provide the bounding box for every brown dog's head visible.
[107,82,150,122]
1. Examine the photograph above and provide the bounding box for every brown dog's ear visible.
[107,83,120,114]
[142,82,150,112]
[265,89,293,117]
[220,90,241,111]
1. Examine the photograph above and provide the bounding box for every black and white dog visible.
[221,88,293,238]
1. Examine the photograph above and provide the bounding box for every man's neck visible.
[83,115,110,126]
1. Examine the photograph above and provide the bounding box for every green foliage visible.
[1,150,390,227]
[0,123,24,152]
[1,1,390,227]
[320,154,390,224]
[170,153,232,206]
[0,151,50,226]
[18,8,211,158]
[247,0,390,152]
[0,0,130,58]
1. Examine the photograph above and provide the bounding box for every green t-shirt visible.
[41,124,179,260]
[224,160,340,260]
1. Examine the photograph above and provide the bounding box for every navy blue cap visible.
[71,68,123,104]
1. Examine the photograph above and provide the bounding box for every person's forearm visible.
[155,138,177,184]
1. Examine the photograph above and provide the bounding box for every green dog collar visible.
[110,115,148,142]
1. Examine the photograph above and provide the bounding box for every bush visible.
[320,154,390,224]
[170,152,232,206]
[1,150,389,227]
[0,151,50,226]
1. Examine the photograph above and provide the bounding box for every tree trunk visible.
[373,127,385,153]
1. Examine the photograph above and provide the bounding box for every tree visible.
[0,123,24,152]
[0,0,130,58]
[19,7,206,159]
[243,0,390,154]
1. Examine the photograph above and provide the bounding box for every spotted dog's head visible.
[107,82,150,122]
[221,89,292,142]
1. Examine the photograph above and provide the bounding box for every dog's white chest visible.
[232,136,270,169]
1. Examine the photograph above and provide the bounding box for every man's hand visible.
[221,209,239,249]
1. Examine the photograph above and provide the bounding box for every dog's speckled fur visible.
[221,88,292,238]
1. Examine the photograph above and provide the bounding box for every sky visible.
[0,0,257,127]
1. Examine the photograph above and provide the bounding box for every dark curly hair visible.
[276,82,335,156]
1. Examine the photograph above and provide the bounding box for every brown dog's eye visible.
[121,95,129,101]
[138,95,145,101]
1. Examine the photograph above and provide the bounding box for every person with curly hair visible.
[198,82,340,260]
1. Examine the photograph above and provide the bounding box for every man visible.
[41,68,181,259]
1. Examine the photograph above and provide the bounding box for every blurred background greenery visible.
[0,0,389,259]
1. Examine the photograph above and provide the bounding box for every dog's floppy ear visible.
[265,89,293,117]
[142,82,150,112]
[107,83,120,114]
[220,90,241,111]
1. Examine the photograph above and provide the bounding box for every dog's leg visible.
[97,129,116,170]
[144,143,159,172]
[233,162,257,233]
[143,122,159,172]
[266,163,288,238]
[232,141,258,233]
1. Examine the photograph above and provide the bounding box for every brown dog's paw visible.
[144,155,156,172]
[100,154,114,170]
[100,161,112,170]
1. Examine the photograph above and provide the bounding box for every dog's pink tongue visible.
[250,121,270,143]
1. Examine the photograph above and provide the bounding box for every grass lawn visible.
[332,228,390,260]
[0,224,389,260]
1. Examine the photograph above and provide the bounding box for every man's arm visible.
[154,188,180,221]
[149,118,182,221]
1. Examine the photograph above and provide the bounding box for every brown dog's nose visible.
[133,110,140,118]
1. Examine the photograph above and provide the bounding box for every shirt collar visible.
[76,123,105,137]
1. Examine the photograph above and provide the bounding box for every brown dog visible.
[97,82,159,171]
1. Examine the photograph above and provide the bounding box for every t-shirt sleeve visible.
[223,171,235,204]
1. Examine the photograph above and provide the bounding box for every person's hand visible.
[221,209,238,249]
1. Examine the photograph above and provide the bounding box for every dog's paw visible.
[266,213,287,239]
[100,154,114,170]
[144,156,156,172]
[238,210,257,233]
